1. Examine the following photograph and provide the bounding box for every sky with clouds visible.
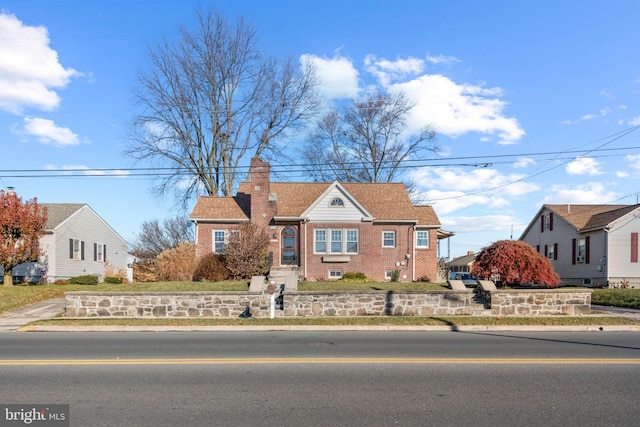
[1,0,640,258]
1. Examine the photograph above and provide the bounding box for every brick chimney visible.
[249,157,276,228]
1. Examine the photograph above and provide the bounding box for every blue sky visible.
[1,0,640,258]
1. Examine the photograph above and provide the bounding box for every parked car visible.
[448,272,478,287]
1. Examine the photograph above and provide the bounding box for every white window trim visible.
[314,228,359,255]
[416,230,429,249]
[96,243,104,262]
[382,231,396,248]
[212,230,227,254]
[72,238,81,260]
[328,269,343,279]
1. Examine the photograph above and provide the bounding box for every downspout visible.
[412,226,416,282]
[604,227,609,286]
[304,220,308,280]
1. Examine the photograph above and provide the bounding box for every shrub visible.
[68,275,99,285]
[133,260,157,282]
[471,240,560,287]
[104,276,123,284]
[193,253,230,281]
[54,279,68,285]
[340,272,370,283]
[390,270,400,282]
[156,242,196,281]
[224,223,270,280]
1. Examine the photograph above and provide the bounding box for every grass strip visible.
[29,316,637,327]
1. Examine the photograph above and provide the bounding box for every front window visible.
[213,230,226,254]
[346,230,358,253]
[331,230,343,253]
[547,244,554,260]
[315,229,327,253]
[96,243,104,262]
[315,228,358,254]
[416,231,429,248]
[383,231,396,248]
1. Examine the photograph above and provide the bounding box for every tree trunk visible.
[3,271,13,287]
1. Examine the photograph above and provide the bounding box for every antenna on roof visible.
[6,186,15,195]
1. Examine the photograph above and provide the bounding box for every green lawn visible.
[2,282,639,327]
[0,280,447,314]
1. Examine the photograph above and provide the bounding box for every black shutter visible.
[554,243,558,260]
[69,239,73,259]
[104,245,107,262]
[549,213,554,231]
[81,241,85,261]
[585,236,590,264]
[94,243,97,261]
[572,239,576,265]
[544,245,548,257]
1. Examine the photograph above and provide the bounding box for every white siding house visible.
[7,204,129,283]
[520,204,640,288]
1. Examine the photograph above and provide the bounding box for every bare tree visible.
[127,8,320,206]
[302,90,437,183]
[131,216,193,260]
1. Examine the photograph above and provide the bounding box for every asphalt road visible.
[1,331,639,426]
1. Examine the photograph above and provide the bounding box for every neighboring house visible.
[447,251,477,274]
[190,158,448,282]
[6,204,129,283]
[520,204,640,288]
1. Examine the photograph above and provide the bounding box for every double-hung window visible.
[95,243,105,262]
[346,230,358,253]
[416,231,429,248]
[331,230,343,253]
[213,230,226,254]
[315,228,359,254]
[315,230,327,253]
[70,238,84,260]
[383,231,396,248]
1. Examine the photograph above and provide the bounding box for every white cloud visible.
[543,182,619,204]
[565,157,602,175]
[0,13,79,114]
[425,54,461,66]
[45,164,130,178]
[364,55,424,86]
[441,214,519,233]
[16,117,79,146]
[300,53,525,144]
[630,116,640,126]
[409,166,539,214]
[514,158,535,168]
[580,108,611,121]
[300,54,359,99]
[391,74,525,144]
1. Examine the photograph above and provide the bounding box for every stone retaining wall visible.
[65,288,593,318]
[488,289,591,316]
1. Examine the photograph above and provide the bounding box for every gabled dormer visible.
[301,181,374,223]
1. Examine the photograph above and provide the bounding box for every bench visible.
[447,279,468,291]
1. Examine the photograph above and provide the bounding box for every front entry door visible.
[281,227,298,265]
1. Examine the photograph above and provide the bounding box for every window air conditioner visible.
[576,256,584,263]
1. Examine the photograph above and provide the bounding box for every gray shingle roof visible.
[41,203,86,230]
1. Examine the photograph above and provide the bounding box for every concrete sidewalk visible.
[0,298,66,332]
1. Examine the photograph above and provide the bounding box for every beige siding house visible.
[7,204,129,283]
[520,204,640,288]
[190,158,448,282]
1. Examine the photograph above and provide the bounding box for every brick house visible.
[190,158,445,282]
